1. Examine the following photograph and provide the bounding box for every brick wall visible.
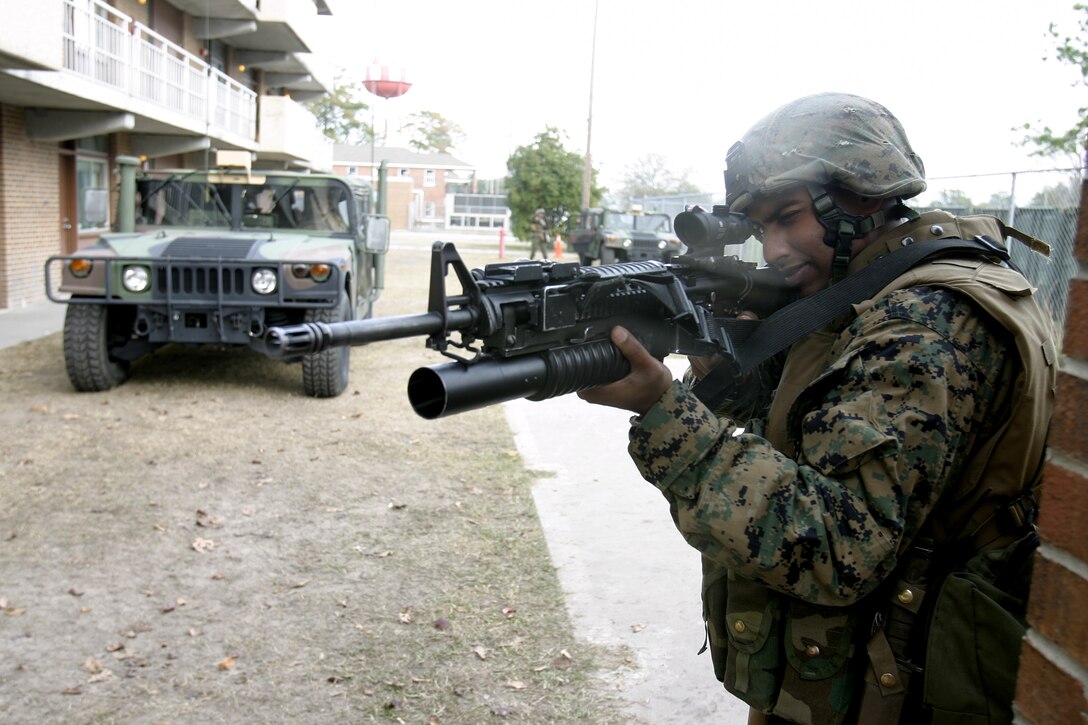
[0,104,60,309]
[1015,163,1088,721]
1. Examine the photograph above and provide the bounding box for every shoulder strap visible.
[693,237,1009,409]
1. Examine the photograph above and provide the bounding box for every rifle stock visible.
[264,241,789,418]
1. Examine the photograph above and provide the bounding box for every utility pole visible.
[581,0,599,209]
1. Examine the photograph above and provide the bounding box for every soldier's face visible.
[747,187,832,298]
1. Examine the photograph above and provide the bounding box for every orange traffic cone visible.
[554,234,564,259]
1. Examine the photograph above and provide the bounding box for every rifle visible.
[264,208,788,419]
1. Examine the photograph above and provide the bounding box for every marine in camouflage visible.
[630,265,1013,605]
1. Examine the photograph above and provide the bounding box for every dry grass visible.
[0,239,640,724]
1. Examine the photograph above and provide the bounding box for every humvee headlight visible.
[289,263,332,283]
[252,268,278,295]
[622,238,633,249]
[122,265,150,292]
[657,240,668,250]
[68,258,93,278]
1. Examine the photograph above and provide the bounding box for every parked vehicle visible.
[564,206,684,264]
[45,155,390,397]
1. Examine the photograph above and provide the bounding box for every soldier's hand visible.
[578,327,672,415]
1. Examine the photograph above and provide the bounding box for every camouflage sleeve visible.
[629,287,1012,606]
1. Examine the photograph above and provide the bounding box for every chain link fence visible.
[634,167,1083,340]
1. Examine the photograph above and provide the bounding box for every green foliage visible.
[615,153,701,207]
[304,77,372,145]
[401,111,465,154]
[1018,3,1088,158]
[1029,176,1082,206]
[505,128,602,240]
[936,189,975,208]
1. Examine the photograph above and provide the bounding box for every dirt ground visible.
[0,242,641,724]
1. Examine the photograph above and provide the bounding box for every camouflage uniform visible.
[529,210,550,260]
[624,95,1056,724]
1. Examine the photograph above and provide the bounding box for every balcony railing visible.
[62,0,256,141]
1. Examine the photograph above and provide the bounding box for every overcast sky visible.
[323,0,1085,204]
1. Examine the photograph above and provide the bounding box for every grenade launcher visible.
[263,207,787,419]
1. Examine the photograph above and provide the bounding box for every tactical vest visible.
[703,212,1057,725]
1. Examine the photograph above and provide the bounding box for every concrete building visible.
[332,143,484,230]
[0,0,339,310]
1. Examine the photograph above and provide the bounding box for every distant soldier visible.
[529,208,550,260]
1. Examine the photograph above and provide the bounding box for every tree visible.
[935,189,975,209]
[615,153,701,208]
[304,77,372,145]
[400,111,465,154]
[1029,176,1082,206]
[1018,3,1088,159]
[505,128,603,240]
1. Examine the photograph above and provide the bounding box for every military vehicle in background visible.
[564,206,684,265]
[45,153,390,398]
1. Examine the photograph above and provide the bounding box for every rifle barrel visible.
[265,309,475,358]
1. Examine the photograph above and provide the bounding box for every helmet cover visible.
[725,93,926,211]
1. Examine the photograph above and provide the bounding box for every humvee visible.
[45,155,390,397]
[564,206,684,265]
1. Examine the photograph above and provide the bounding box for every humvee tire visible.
[302,293,351,398]
[63,302,130,392]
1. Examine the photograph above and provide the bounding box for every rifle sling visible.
[693,237,1008,410]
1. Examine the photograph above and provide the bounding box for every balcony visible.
[257,95,332,171]
[0,0,257,150]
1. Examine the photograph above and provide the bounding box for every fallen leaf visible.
[61,687,82,695]
[88,669,113,683]
[553,650,573,670]
[472,645,487,660]
[399,607,413,624]
[289,581,309,590]
[490,706,512,716]
[218,656,236,670]
[191,538,215,553]
[105,642,124,653]
[388,501,407,510]
[506,680,526,690]
[631,623,647,633]
[83,657,105,674]
[68,587,84,597]
[501,607,516,618]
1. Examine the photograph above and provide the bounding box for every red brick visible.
[1026,553,1088,666]
[1039,462,1088,561]
[1050,370,1088,462]
[1063,279,1088,360]
[1076,174,1088,263]
[1014,639,1088,724]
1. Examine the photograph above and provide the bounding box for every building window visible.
[399,168,410,177]
[76,137,109,231]
[424,169,436,187]
[347,166,357,176]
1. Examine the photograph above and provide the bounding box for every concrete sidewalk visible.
[0,301,65,349]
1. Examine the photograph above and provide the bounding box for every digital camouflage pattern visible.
[626,210,1056,724]
[724,93,927,213]
[632,281,1012,604]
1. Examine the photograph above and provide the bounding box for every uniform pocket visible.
[704,571,784,713]
[771,600,860,725]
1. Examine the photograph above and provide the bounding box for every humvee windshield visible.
[600,211,673,233]
[135,176,353,234]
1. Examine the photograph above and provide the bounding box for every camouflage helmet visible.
[724,93,926,212]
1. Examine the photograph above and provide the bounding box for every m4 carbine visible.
[264,238,788,419]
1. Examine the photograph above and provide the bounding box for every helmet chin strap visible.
[807,186,918,284]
